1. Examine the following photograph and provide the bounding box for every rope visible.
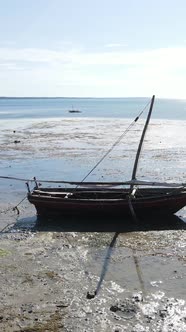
[0,176,129,184]
[0,176,185,188]
[0,176,33,182]
[76,100,151,187]
[13,195,27,212]
[0,194,29,232]
[0,195,27,216]
[0,221,17,233]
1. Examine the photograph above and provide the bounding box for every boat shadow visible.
[7,213,186,298]
[12,213,186,233]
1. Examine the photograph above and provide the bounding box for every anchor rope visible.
[0,195,27,231]
[0,195,27,216]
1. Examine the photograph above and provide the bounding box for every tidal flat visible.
[0,117,186,331]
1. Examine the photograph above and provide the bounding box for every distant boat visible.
[27,95,186,219]
[68,105,81,113]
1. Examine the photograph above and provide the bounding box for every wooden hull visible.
[27,187,186,218]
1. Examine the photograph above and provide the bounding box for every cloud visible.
[0,46,186,97]
[104,43,124,48]
[0,46,186,68]
[0,47,186,66]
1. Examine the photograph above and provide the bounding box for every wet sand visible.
[0,118,186,331]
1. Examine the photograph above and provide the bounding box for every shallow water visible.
[0,117,186,182]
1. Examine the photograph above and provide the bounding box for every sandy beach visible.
[0,118,186,331]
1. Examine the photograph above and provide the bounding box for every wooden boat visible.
[28,186,186,217]
[27,95,186,218]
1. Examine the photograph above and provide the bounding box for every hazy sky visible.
[0,0,186,97]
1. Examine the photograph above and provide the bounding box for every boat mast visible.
[131,95,155,182]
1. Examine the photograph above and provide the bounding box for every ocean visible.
[0,97,186,120]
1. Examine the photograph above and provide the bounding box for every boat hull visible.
[27,187,186,218]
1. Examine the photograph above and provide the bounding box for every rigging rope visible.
[0,176,185,188]
[0,195,27,216]
[76,100,151,186]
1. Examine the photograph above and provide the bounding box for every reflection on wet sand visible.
[23,213,186,233]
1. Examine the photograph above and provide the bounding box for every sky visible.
[0,0,186,98]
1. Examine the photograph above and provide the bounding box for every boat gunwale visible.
[28,189,186,203]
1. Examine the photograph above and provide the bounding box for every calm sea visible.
[0,97,186,120]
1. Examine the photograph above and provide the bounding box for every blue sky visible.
[0,0,186,97]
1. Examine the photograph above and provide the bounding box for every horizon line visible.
[0,96,185,100]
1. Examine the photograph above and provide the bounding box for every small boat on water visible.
[68,105,81,113]
[27,95,186,218]
[68,109,81,113]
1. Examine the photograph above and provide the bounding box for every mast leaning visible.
[131,95,155,182]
